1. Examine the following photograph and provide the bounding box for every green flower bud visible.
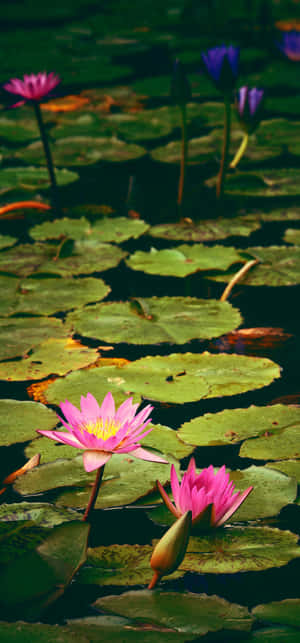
[148,510,192,589]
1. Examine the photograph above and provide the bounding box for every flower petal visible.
[82,450,112,472]
[37,429,84,449]
[215,486,253,527]
[129,447,168,463]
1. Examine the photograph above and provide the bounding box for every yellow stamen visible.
[81,418,121,441]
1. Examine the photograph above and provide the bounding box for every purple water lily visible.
[201,45,240,93]
[237,86,265,133]
[277,30,300,61]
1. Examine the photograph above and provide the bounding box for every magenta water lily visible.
[157,458,253,528]
[4,71,61,212]
[38,391,167,472]
[277,30,300,61]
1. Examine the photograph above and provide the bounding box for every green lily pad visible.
[29,216,149,243]
[0,338,99,381]
[14,453,173,509]
[239,424,300,461]
[51,112,117,140]
[96,590,252,635]
[208,246,300,287]
[0,399,58,446]
[0,116,40,143]
[0,167,78,196]
[35,240,127,277]
[283,229,300,245]
[0,316,68,360]
[265,460,300,483]
[216,169,300,198]
[15,137,145,167]
[0,243,56,277]
[180,527,300,574]
[0,502,80,528]
[8,277,110,316]
[0,520,89,620]
[178,404,300,447]
[77,543,163,587]
[254,208,300,222]
[0,275,19,316]
[151,134,217,165]
[253,599,300,629]
[256,118,300,152]
[126,245,242,277]
[43,352,281,406]
[66,297,242,345]
[149,216,261,242]
[248,627,300,642]
[0,234,17,250]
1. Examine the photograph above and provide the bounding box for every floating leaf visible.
[208,246,300,287]
[0,276,19,316]
[0,167,78,196]
[15,137,146,166]
[95,590,252,635]
[77,544,161,587]
[0,116,39,143]
[88,217,149,243]
[247,626,300,642]
[0,338,99,381]
[0,521,89,620]
[253,599,300,629]
[265,460,300,483]
[0,399,58,446]
[126,245,242,277]
[14,453,174,509]
[30,216,149,243]
[0,243,58,277]
[283,229,300,245]
[0,234,17,250]
[239,424,300,461]
[42,352,281,406]
[178,404,300,447]
[0,317,68,360]
[9,277,110,316]
[29,217,91,241]
[150,217,261,242]
[35,240,127,277]
[215,169,300,198]
[0,502,80,528]
[66,297,242,345]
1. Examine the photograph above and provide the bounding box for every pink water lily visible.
[38,392,167,472]
[157,458,253,528]
[3,72,61,106]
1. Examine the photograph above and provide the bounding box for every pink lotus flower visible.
[157,458,253,528]
[37,392,167,472]
[3,72,60,106]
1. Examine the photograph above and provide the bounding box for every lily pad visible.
[77,543,162,587]
[42,352,281,406]
[208,246,300,287]
[0,338,99,381]
[0,234,17,250]
[248,627,300,642]
[0,317,68,360]
[0,399,58,446]
[0,116,40,143]
[126,245,242,277]
[35,240,127,277]
[0,520,89,620]
[8,277,110,316]
[0,243,55,277]
[216,169,300,198]
[0,502,80,528]
[180,527,300,574]
[15,137,146,166]
[0,167,78,196]
[283,229,300,245]
[14,453,173,509]
[265,460,300,483]
[66,297,242,345]
[178,404,300,447]
[0,275,19,316]
[150,217,261,242]
[239,423,300,461]
[253,599,300,629]
[95,590,252,635]
[29,216,149,243]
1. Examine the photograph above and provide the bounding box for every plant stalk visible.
[32,101,60,212]
[230,132,249,169]
[177,103,188,209]
[216,96,231,200]
[83,465,105,522]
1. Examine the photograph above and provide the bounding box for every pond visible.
[1,0,300,641]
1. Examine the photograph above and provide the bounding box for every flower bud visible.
[236,86,265,134]
[148,510,192,589]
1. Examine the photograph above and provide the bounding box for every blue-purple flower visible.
[201,45,239,93]
[236,86,265,133]
[277,30,300,61]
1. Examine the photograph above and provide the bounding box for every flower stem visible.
[216,96,231,200]
[32,102,60,213]
[148,570,161,590]
[83,466,105,522]
[177,103,188,209]
[230,133,249,169]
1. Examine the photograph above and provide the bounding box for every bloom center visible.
[81,418,121,441]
